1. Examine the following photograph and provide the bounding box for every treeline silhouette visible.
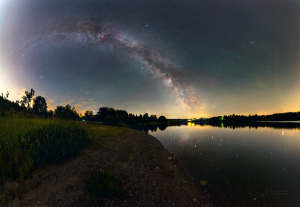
[208,121,300,129]
[208,112,300,122]
[0,89,79,120]
[1,89,168,126]
[84,107,168,126]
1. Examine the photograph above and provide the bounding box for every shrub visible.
[117,121,127,127]
[103,116,120,126]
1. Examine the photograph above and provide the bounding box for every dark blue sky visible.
[1,0,300,118]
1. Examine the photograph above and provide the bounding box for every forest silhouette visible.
[0,88,168,126]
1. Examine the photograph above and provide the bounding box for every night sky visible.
[1,0,300,118]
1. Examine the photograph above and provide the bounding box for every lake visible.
[137,122,300,206]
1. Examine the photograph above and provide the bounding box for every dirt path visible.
[1,124,213,207]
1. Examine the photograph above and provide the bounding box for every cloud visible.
[59,99,75,106]
[12,88,26,101]
[74,103,83,111]
[85,92,90,94]
[47,99,56,110]
[82,101,96,104]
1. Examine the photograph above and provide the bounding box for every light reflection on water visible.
[149,124,300,206]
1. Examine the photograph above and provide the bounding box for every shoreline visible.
[2,124,213,207]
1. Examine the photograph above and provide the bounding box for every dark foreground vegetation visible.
[0,91,92,204]
[0,90,129,205]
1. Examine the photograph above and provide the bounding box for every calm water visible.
[145,123,300,206]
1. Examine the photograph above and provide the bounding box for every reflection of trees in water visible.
[130,124,168,133]
[158,125,167,131]
[208,122,300,129]
[131,122,300,133]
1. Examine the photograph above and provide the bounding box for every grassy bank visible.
[77,122,128,149]
[0,117,91,184]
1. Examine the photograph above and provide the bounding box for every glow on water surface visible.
[149,124,300,206]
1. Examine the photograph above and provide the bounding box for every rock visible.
[193,198,197,203]
[168,157,172,160]
[199,180,208,186]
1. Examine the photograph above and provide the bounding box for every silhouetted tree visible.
[48,110,54,117]
[1,91,9,100]
[54,106,65,118]
[85,110,93,121]
[143,113,149,123]
[0,91,27,117]
[33,96,47,116]
[158,116,167,123]
[117,110,128,123]
[54,104,79,120]
[150,115,157,122]
[103,115,120,126]
[21,88,35,110]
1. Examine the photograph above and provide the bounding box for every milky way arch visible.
[40,20,201,109]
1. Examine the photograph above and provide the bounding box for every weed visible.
[129,154,135,161]
[0,194,6,205]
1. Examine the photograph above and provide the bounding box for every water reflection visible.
[133,123,300,206]
[131,122,300,134]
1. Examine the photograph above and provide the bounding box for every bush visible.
[103,116,120,126]
[117,121,127,127]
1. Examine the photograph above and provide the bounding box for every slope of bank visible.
[1,123,213,207]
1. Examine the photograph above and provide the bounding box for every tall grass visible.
[0,117,91,184]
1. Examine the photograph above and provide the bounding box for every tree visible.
[54,104,79,120]
[117,110,129,123]
[85,110,93,121]
[150,115,157,122]
[21,88,35,109]
[143,113,149,123]
[1,91,9,100]
[158,116,167,123]
[103,115,120,126]
[33,96,47,115]
[48,110,54,117]
[54,106,65,118]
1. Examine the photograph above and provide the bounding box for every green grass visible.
[0,117,91,184]
[81,169,125,206]
[77,123,128,149]
[87,121,103,125]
